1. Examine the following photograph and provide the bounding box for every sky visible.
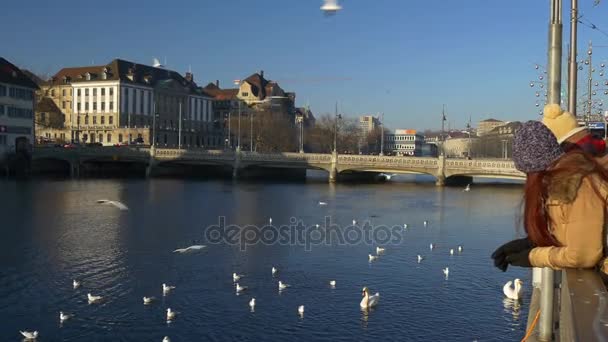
[3,0,608,131]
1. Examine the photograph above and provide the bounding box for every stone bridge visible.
[32,147,525,185]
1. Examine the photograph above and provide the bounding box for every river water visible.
[0,175,529,341]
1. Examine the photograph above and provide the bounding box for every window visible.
[109,116,113,125]
[93,116,97,124]
[51,89,55,97]
[107,134,111,143]
[77,103,81,112]
[132,89,136,114]
[93,102,97,111]
[40,112,46,121]
[85,102,89,111]
[101,102,105,111]
[84,116,89,125]
[77,116,80,125]
[118,134,123,143]
[109,101,113,111]
[101,88,105,96]
[62,101,66,109]
[85,89,89,96]
[93,88,97,96]
[140,90,144,114]
[0,104,4,115]
[124,88,129,114]
[110,88,114,96]
[99,134,103,143]
[0,85,6,97]
[241,92,249,97]
[101,116,105,124]
[0,135,6,145]
[77,89,81,96]
[62,89,66,96]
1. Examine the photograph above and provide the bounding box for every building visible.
[359,115,380,137]
[477,118,505,136]
[384,129,424,156]
[34,59,216,147]
[0,57,38,160]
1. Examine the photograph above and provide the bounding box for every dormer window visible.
[102,72,107,80]
[85,72,91,81]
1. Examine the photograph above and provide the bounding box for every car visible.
[86,142,103,147]
[63,143,78,149]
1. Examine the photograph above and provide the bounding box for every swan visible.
[443,267,449,277]
[417,255,423,263]
[458,245,463,253]
[298,305,305,315]
[236,283,248,293]
[503,279,524,300]
[249,298,256,309]
[318,201,327,206]
[96,199,128,210]
[403,224,408,229]
[59,311,72,322]
[450,249,454,255]
[162,283,176,295]
[463,184,471,192]
[429,243,434,250]
[233,273,244,282]
[173,245,206,253]
[368,254,378,262]
[166,308,177,321]
[87,293,102,303]
[143,296,155,305]
[278,281,290,290]
[360,287,380,309]
[272,267,278,276]
[73,279,81,289]
[20,331,38,340]
[163,337,171,342]
[423,220,428,227]
[376,247,385,254]
[329,280,336,287]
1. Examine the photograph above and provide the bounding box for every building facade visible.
[384,129,424,156]
[477,118,505,136]
[34,59,215,147]
[0,57,38,160]
[359,115,380,136]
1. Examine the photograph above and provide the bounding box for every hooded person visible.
[491,120,608,274]
[542,103,606,156]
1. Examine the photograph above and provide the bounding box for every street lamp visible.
[234,79,242,151]
[295,112,304,153]
[379,112,384,156]
[333,102,342,153]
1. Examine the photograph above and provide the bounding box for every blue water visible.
[0,176,529,341]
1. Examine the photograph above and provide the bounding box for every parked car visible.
[86,142,103,147]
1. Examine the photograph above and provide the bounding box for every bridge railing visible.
[154,148,233,160]
[337,155,438,167]
[241,151,332,163]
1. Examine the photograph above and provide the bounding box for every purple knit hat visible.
[513,121,564,173]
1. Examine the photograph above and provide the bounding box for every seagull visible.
[59,311,72,322]
[315,224,320,228]
[73,279,81,289]
[318,201,327,206]
[236,283,248,293]
[278,281,290,290]
[173,245,206,253]
[249,298,256,309]
[96,199,128,210]
[352,219,357,225]
[417,255,423,263]
[450,249,454,255]
[233,273,244,282]
[272,267,278,276]
[166,308,177,322]
[321,0,342,15]
[163,337,171,342]
[376,247,386,254]
[443,267,450,277]
[403,224,408,229]
[329,280,336,287]
[143,296,155,305]
[162,283,176,295]
[503,279,524,300]
[423,220,428,227]
[463,184,471,192]
[269,217,273,225]
[298,305,305,316]
[87,293,102,304]
[368,254,378,262]
[20,331,38,340]
[429,243,435,250]
[458,245,463,253]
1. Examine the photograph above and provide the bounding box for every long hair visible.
[523,149,608,247]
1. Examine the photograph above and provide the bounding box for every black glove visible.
[491,238,534,272]
[505,249,533,268]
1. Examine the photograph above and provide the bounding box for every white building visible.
[0,57,38,159]
[384,129,424,156]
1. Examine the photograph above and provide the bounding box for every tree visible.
[307,114,360,154]
[226,106,297,153]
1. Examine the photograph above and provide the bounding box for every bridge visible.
[31,147,525,185]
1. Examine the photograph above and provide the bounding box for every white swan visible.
[173,245,206,253]
[423,220,428,227]
[73,279,81,289]
[87,293,102,303]
[463,184,471,192]
[163,337,171,342]
[96,199,128,210]
[318,201,327,206]
[450,249,454,255]
[503,279,524,300]
[166,308,177,321]
[20,331,38,340]
[376,247,385,254]
[443,267,449,277]
[458,245,463,253]
[233,273,244,282]
[360,287,380,309]
[59,311,72,322]
[278,281,290,290]
[249,298,256,309]
[417,255,423,263]
[272,267,278,276]
[329,280,336,287]
[143,296,155,305]
[368,254,378,262]
[236,283,248,293]
[162,283,175,295]
[298,305,305,315]
[403,224,408,229]
[429,243,434,250]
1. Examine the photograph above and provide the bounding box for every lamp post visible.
[152,101,157,147]
[333,102,341,153]
[296,112,304,153]
[379,113,384,156]
[233,79,242,151]
[178,101,182,149]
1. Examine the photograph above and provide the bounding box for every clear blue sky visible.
[3,0,608,130]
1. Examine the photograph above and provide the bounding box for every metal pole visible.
[237,100,241,150]
[333,102,338,153]
[587,41,593,123]
[152,101,156,147]
[441,105,446,156]
[539,2,562,340]
[380,113,384,156]
[250,110,253,152]
[568,0,578,115]
[178,101,182,149]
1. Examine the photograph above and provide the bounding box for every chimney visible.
[185,72,194,83]
[260,70,264,78]
[215,80,219,87]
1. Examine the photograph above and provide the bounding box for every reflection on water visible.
[0,178,528,341]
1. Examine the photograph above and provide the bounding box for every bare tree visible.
[307,114,360,154]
